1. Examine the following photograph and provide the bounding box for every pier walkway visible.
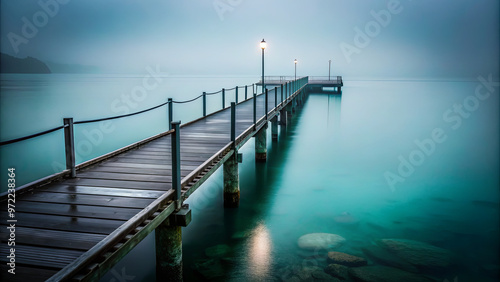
[0,76,341,281]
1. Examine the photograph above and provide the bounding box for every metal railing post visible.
[265,88,268,120]
[63,118,76,178]
[245,85,248,100]
[203,92,207,117]
[235,86,238,104]
[281,84,283,104]
[253,89,256,126]
[231,102,236,148]
[222,88,225,109]
[171,121,182,211]
[168,98,173,130]
[274,86,278,108]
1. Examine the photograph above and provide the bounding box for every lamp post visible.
[260,39,266,93]
[329,59,331,81]
[294,59,297,81]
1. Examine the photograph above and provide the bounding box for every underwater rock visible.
[297,233,346,251]
[361,245,419,273]
[204,244,231,258]
[376,239,454,272]
[192,258,225,280]
[325,263,350,280]
[312,269,338,281]
[334,212,360,226]
[348,265,435,282]
[327,251,367,267]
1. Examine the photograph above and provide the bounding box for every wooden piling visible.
[271,116,278,141]
[255,125,267,162]
[279,108,287,126]
[223,153,240,207]
[155,220,183,282]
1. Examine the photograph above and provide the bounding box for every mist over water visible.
[0,74,257,189]
[1,75,498,281]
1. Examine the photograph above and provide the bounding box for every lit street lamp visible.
[294,59,297,81]
[260,39,266,92]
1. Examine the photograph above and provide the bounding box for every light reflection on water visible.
[246,222,272,279]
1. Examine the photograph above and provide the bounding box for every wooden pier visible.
[0,76,340,281]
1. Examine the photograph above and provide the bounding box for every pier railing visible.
[0,77,309,194]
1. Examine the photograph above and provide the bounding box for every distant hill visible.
[1,53,51,74]
[47,62,100,73]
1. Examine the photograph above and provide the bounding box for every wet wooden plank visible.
[43,185,165,198]
[0,212,125,234]
[77,171,172,183]
[0,226,105,251]
[0,244,84,269]
[93,164,192,176]
[64,178,170,190]
[17,192,155,209]
[9,201,143,221]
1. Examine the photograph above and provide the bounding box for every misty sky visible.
[1,0,498,78]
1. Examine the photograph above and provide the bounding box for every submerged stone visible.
[361,245,419,273]
[376,239,454,272]
[348,265,435,282]
[297,233,346,251]
[324,263,350,280]
[327,251,367,267]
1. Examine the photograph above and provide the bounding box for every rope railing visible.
[0,83,258,147]
[75,101,170,125]
[171,94,203,104]
[205,89,223,95]
[0,125,66,146]
[0,78,309,187]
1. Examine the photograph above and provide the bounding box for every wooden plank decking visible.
[0,82,308,281]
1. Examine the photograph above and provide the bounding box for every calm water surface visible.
[1,75,498,281]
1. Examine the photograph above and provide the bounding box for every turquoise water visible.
[1,75,498,280]
[0,74,256,191]
[101,79,499,281]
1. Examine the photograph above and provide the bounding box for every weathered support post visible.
[281,84,284,105]
[156,218,183,282]
[63,118,76,178]
[235,86,239,104]
[222,88,225,109]
[287,101,293,121]
[271,116,278,141]
[274,86,278,108]
[265,88,269,120]
[202,92,207,117]
[255,124,267,162]
[224,102,240,208]
[279,107,287,126]
[156,120,192,282]
[168,98,173,130]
